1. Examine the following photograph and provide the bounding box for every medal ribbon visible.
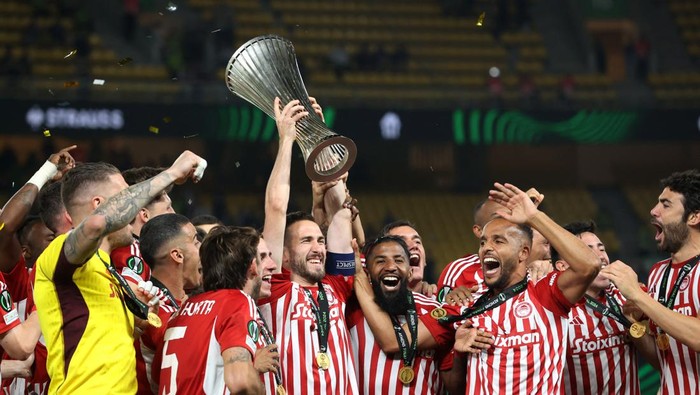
[98,253,151,320]
[583,293,632,328]
[438,278,528,324]
[658,256,699,309]
[302,284,330,354]
[256,307,283,388]
[655,256,699,335]
[390,292,418,369]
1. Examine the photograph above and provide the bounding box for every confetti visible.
[235,161,240,168]
[477,12,485,27]
[171,77,178,81]
[93,79,105,85]
[11,182,14,188]
[158,12,163,16]
[149,126,159,134]
[163,116,172,123]
[64,80,79,88]
[48,89,54,96]
[183,134,199,139]
[118,57,133,66]
[430,166,434,172]
[0,223,4,232]
[211,29,221,33]
[187,199,192,205]
[166,2,177,11]
[64,49,77,59]
[43,129,51,137]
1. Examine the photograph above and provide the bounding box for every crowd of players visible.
[0,97,697,395]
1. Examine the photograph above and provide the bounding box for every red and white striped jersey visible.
[136,295,180,394]
[111,239,151,282]
[562,287,639,395]
[647,256,700,395]
[347,292,453,394]
[158,289,274,395]
[464,271,573,394]
[2,258,50,395]
[258,273,359,394]
[436,254,487,303]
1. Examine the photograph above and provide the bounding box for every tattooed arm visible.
[222,347,263,394]
[0,145,75,271]
[63,151,204,265]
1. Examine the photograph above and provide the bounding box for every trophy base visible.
[305,135,357,182]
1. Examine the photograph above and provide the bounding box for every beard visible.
[249,277,262,300]
[372,278,412,317]
[290,257,325,284]
[659,221,689,254]
[107,228,134,250]
[489,257,519,293]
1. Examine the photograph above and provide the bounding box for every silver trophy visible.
[225,35,357,182]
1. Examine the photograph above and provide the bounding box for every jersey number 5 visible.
[161,326,187,395]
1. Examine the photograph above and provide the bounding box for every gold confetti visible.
[64,80,79,88]
[477,12,486,27]
[64,49,77,59]
[43,129,51,137]
[0,223,4,232]
[149,126,159,134]
[163,116,172,123]
[118,57,133,66]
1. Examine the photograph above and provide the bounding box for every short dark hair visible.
[61,162,120,214]
[191,214,223,227]
[38,181,65,233]
[363,235,410,263]
[563,220,597,237]
[140,213,192,268]
[484,219,533,248]
[17,216,43,245]
[661,169,700,222]
[551,220,597,262]
[122,166,172,205]
[378,220,417,237]
[122,166,165,185]
[284,211,316,245]
[200,226,260,291]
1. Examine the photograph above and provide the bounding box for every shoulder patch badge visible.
[127,256,144,275]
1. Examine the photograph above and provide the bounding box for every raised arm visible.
[489,183,599,304]
[0,145,75,271]
[262,98,307,273]
[64,151,204,265]
[222,347,264,394]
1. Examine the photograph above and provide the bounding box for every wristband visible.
[27,161,58,189]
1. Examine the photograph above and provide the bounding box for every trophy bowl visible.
[225,35,357,182]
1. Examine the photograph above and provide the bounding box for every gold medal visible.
[430,308,447,319]
[656,333,670,351]
[316,352,330,370]
[398,366,415,384]
[629,322,647,339]
[147,312,162,328]
[275,384,286,395]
